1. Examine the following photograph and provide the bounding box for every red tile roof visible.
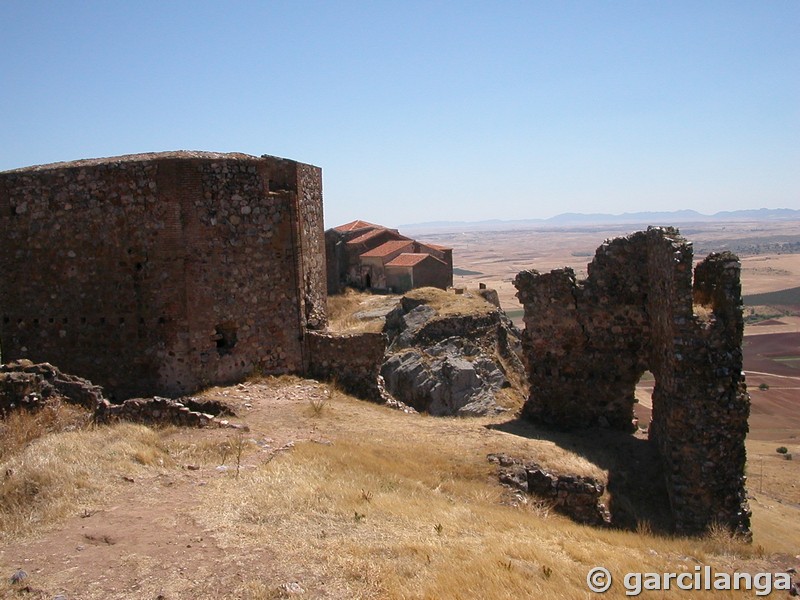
[385,253,446,268]
[360,240,414,258]
[333,220,382,233]
[346,228,388,245]
[421,242,451,251]
[347,227,409,246]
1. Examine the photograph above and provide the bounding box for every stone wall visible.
[305,331,387,401]
[294,160,327,330]
[488,453,611,526]
[513,227,751,538]
[0,359,104,414]
[0,151,326,399]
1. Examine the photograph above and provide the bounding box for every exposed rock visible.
[381,337,507,416]
[384,304,438,350]
[9,569,28,585]
[1,360,239,429]
[379,290,526,416]
[94,396,217,428]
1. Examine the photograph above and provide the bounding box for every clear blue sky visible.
[1,1,798,227]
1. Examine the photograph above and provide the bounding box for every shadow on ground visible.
[487,417,674,534]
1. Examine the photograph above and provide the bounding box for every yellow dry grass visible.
[404,286,496,317]
[197,441,766,599]
[326,288,392,333]
[326,286,497,334]
[1,381,796,598]
[0,418,169,541]
[0,401,91,462]
[189,388,789,599]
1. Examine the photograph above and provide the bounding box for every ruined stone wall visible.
[293,160,327,330]
[513,227,750,537]
[0,151,325,399]
[305,331,387,401]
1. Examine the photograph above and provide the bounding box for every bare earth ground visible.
[1,220,799,599]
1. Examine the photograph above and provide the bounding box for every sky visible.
[1,1,798,228]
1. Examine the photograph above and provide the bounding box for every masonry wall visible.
[412,257,452,290]
[0,151,326,399]
[513,227,750,537]
[294,160,327,330]
[305,331,387,401]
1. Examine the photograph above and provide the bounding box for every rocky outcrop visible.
[379,292,526,416]
[488,453,611,526]
[382,337,507,416]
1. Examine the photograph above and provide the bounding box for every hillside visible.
[2,278,800,598]
[1,377,798,599]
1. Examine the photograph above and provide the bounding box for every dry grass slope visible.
[0,381,797,598]
[0,416,169,541]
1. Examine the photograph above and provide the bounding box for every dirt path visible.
[0,380,332,599]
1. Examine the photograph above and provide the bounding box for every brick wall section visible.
[0,151,326,399]
[305,331,387,401]
[513,227,750,537]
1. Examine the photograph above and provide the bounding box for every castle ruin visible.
[0,151,326,399]
[514,227,751,537]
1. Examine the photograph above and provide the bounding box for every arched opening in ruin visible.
[633,370,655,434]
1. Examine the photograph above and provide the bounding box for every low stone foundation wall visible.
[1,360,238,428]
[0,359,104,414]
[305,331,387,401]
[94,396,217,428]
[489,453,611,526]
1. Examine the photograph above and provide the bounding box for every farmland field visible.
[410,219,800,446]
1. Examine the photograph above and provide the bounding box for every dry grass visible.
[0,401,92,462]
[196,433,764,599]
[0,379,795,598]
[404,286,497,317]
[0,421,169,541]
[326,286,498,334]
[326,288,391,333]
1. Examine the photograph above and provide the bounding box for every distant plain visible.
[415,219,800,451]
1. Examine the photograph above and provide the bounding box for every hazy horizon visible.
[2,2,798,227]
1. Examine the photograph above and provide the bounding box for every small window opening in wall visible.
[214,323,237,356]
[3,316,9,324]
[158,317,166,325]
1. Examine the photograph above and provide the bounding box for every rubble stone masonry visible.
[514,227,750,537]
[0,151,326,399]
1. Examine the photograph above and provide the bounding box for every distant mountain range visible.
[400,208,800,232]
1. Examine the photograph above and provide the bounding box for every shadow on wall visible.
[487,418,673,533]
